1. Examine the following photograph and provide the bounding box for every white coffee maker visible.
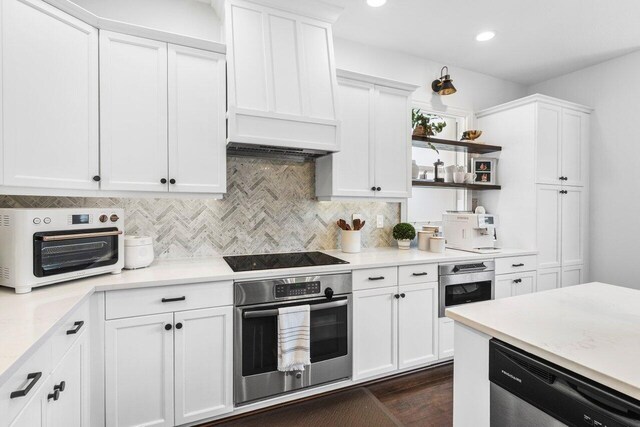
[442,213,500,253]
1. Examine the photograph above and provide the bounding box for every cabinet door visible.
[105,313,174,427]
[561,187,584,266]
[1,0,99,189]
[495,272,536,298]
[561,109,588,187]
[46,332,89,427]
[537,268,561,293]
[398,283,438,369]
[99,31,168,192]
[329,78,375,197]
[167,45,226,194]
[535,103,562,185]
[373,86,411,198]
[536,185,562,269]
[562,265,583,287]
[9,379,47,427]
[174,307,233,425]
[353,286,398,381]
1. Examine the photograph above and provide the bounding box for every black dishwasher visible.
[489,339,640,427]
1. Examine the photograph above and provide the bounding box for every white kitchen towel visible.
[277,305,311,372]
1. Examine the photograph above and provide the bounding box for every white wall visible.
[529,49,640,290]
[71,0,222,41]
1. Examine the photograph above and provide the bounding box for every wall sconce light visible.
[431,66,457,95]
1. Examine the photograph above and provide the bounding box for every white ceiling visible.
[333,0,640,85]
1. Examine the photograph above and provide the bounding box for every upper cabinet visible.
[225,0,341,153]
[316,70,417,200]
[536,103,589,187]
[0,0,99,190]
[100,31,227,195]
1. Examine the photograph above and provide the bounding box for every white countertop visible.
[0,246,534,385]
[446,282,640,400]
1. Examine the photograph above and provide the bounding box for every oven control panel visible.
[275,281,321,298]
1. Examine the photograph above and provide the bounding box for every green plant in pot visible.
[392,222,416,250]
[412,109,446,152]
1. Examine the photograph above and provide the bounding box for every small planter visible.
[397,239,411,250]
[341,230,361,253]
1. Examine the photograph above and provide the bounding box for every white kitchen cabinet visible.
[174,307,233,425]
[537,268,561,292]
[168,45,226,194]
[99,31,169,193]
[316,70,417,200]
[226,0,340,152]
[398,282,438,369]
[438,318,454,360]
[495,272,536,299]
[561,109,588,187]
[562,265,584,287]
[10,379,46,427]
[536,185,562,270]
[353,286,398,381]
[561,187,585,266]
[1,0,99,190]
[535,103,562,185]
[105,313,175,427]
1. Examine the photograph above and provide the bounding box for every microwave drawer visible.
[353,267,398,291]
[105,281,233,320]
[495,255,537,275]
[398,264,438,285]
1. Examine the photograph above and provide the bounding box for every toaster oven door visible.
[33,228,122,277]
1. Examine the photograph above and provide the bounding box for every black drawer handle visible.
[368,276,385,281]
[412,272,428,276]
[400,293,406,298]
[394,294,400,299]
[162,296,186,303]
[66,321,84,335]
[513,278,522,284]
[511,263,525,267]
[11,372,42,399]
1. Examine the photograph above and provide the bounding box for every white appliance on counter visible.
[443,213,500,254]
[0,208,124,293]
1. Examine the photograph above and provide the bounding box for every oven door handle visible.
[243,299,348,319]
[36,230,123,242]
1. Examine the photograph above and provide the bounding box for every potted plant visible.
[412,109,446,152]
[392,223,416,250]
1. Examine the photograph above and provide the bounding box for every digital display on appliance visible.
[72,214,90,224]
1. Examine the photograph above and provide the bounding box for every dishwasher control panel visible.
[275,281,321,298]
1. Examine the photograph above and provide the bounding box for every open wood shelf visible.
[412,136,502,154]
[412,180,501,190]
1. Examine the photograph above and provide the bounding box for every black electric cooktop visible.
[223,251,349,272]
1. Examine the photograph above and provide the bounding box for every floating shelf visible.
[412,136,502,154]
[412,180,501,190]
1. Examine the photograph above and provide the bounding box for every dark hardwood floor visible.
[204,362,453,427]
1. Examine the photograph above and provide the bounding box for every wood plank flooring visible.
[204,362,453,427]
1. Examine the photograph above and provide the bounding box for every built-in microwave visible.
[0,208,125,293]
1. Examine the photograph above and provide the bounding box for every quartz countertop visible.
[0,246,535,385]
[446,282,640,401]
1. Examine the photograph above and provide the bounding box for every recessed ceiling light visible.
[367,0,387,7]
[476,31,496,42]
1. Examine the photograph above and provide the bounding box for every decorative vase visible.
[397,239,411,250]
[341,230,361,253]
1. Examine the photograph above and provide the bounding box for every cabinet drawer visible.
[352,267,398,291]
[398,264,438,285]
[51,299,90,367]
[0,339,51,425]
[106,281,233,320]
[495,255,537,275]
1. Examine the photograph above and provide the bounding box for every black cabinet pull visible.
[66,321,84,335]
[161,178,167,184]
[175,322,183,330]
[47,389,60,402]
[513,278,522,284]
[559,190,568,194]
[371,186,376,191]
[10,372,42,399]
[394,294,400,299]
[165,324,172,331]
[54,381,65,392]
[512,263,525,267]
[376,187,381,191]
[92,175,101,182]
[400,293,406,298]
[368,276,385,281]
[412,272,428,276]
[169,179,176,184]
[161,296,186,303]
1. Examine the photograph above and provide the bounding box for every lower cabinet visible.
[562,264,584,287]
[537,268,561,292]
[105,306,233,427]
[495,271,536,299]
[353,282,438,381]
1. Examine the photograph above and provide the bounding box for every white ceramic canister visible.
[429,236,446,253]
[417,231,430,251]
[341,230,361,253]
[124,235,155,269]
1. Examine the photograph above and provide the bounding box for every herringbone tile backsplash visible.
[0,158,400,258]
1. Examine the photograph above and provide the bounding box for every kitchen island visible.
[446,282,640,427]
